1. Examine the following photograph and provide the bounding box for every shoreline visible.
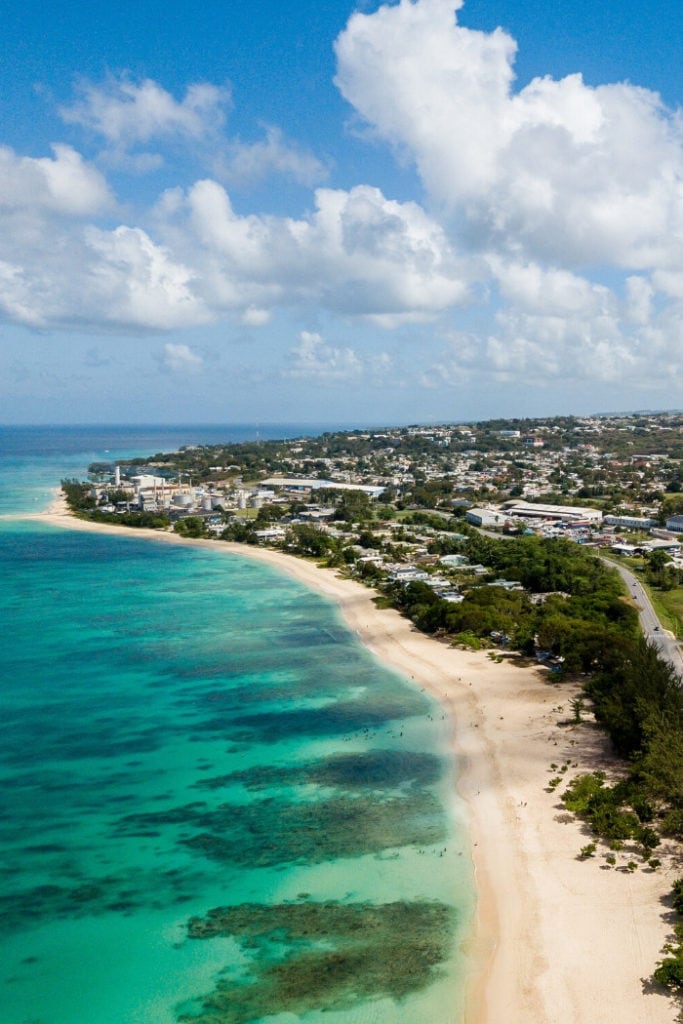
[23,500,678,1023]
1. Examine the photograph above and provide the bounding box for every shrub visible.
[452,631,483,650]
[562,772,606,815]
[637,826,661,852]
[655,952,683,989]
[672,880,683,916]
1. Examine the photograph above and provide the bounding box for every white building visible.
[388,566,430,583]
[254,527,286,542]
[466,507,509,528]
[502,501,602,523]
[261,477,385,498]
[604,515,657,530]
[439,554,469,567]
[130,474,168,492]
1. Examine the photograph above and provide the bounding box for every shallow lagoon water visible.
[0,427,474,1023]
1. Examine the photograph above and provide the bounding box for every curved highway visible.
[471,524,683,678]
[603,559,683,678]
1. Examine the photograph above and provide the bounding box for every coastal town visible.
[68,411,683,621]
[77,411,683,529]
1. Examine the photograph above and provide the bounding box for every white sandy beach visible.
[26,497,680,1023]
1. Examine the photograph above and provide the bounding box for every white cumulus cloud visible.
[2,5,683,403]
[335,0,683,270]
[59,75,326,188]
[179,179,468,321]
[216,125,327,188]
[489,259,612,318]
[60,77,230,146]
[241,306,272,327]
[0,212,211,331]
[0,144,112,216]
[332,0,683,390]
[161,342,204,374]
[286,330,362,381]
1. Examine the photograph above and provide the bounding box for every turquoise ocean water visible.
[0,426,473,1024]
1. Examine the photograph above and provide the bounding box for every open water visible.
[0,425,473,1024]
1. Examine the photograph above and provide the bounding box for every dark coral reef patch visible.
[193,749,442,794]
[179,898,455,1024]
[115,789,446,868]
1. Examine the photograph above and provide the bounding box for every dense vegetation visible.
[655,881,683,990]
[383,534,638,670]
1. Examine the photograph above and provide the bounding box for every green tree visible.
[287,524,338,558]
[174,516,207,539]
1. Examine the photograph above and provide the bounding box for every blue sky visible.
[1,0,682,426]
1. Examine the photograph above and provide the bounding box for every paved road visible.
[603,559,683,677]
[471,526,683,677]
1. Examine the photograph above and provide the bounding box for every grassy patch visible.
[647,588,683,639]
